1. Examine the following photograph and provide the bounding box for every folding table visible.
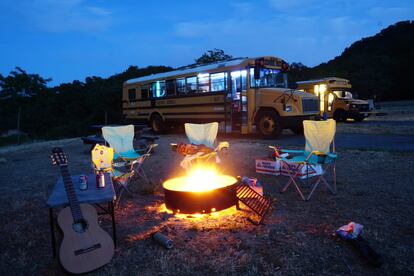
[46,173,116,258]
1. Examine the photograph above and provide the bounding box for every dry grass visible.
[0,133,413,275]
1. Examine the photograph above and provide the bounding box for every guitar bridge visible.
[74,243,102,256]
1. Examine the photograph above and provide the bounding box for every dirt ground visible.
[0,128,413,275]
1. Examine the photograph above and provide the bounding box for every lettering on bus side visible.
[156,99,176,106]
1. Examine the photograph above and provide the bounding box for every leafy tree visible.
[195,49,233,64]
[0,67,51,99]
[288,21,414,100]
[287,62,312,87]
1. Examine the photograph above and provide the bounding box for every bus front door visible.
[230,70,247,132]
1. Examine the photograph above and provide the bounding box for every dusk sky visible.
[0,0,412,86]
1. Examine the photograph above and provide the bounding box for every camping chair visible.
[92,143,156,207]
[271,119,337,201]
[102,124,141,162]
[173,122,229,169]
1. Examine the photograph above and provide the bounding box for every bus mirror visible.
[281,62,289,72]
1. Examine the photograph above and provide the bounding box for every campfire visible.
[163,166,238,214]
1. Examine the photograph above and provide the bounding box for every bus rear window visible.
[128,88,136,100]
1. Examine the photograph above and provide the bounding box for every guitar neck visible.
[59,165,84,222]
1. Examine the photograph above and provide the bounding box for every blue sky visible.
[0,0,412,85]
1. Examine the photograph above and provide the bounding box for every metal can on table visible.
[79,174,88,190]
[98,172,106,188]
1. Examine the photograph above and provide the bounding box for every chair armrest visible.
[280,149,305,154]
[327,153,337,159]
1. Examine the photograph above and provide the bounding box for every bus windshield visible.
[250,68,287,88]
[333,90,353,99]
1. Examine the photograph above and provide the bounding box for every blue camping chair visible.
[271,119,337,201]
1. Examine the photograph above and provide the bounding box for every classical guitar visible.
[50,147,114,274]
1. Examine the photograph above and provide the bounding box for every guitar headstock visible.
[50,147,68,166]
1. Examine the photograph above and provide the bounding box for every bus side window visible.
[128,88,136,101]
[211,72,227,92]
[186,76,197,93]
[198,73,210,93]
[177,78,186,95]
[151,81,166,98]
[230,70,247,99]
[140,85,149,99]
[166,79,176,96]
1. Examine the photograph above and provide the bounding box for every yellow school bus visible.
[296,77,372,122]
[123,56,319,138]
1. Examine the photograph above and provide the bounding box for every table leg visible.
[49,208,57,258]
[110,201,117,247]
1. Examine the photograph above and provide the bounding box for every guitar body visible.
[58,204,114,274]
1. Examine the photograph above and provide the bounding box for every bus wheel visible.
[150,114,166,134]
[333,109,347,122]
[353,114,365,122]
[257,111,282,139]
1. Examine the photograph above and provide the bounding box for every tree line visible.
[1,21,413,142]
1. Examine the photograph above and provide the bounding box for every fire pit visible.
[163,168,238,214]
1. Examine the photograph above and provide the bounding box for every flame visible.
[163,165,236,192]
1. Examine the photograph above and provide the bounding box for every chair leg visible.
[306,163,335,200]
[333,163,337,194]
[281,162,306,201]
[280,162,296,193]
[307,176,322,201]
[292,178,306,201]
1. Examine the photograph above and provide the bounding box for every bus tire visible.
[353,114,365,122]
[333,109,347,122]
[150,114,166,134]
[257,110,282,139]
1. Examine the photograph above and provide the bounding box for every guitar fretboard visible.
[60,165,84,222]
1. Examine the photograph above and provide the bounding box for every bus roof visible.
[125,56,283,85]
[296,77,350,85]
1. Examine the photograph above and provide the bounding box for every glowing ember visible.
[163,167,236,192]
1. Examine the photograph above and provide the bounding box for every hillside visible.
[289,20,414,100]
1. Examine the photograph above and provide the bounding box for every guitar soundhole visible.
[72,219,88,233]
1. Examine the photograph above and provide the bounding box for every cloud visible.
[16,0,113,33]
[175,19,246,38]
[231,1,254,13]
[368,6,412,19]
[268,0,319,12]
